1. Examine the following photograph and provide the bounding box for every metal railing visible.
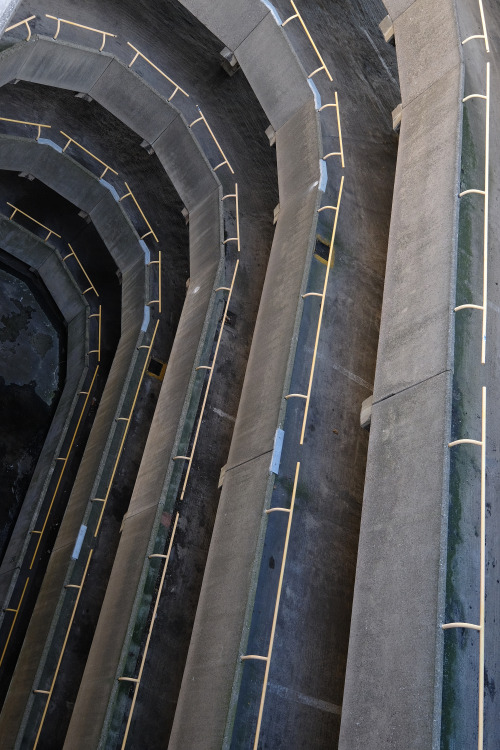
[62,243,100,298]
[118,511,179,749]
[60,130,119,181]
[119,182,159,243]
[92,320,160,537]
[456,62,489,365]
[0,117,50,141]
[45,14,116,51]
[173,259,239,500]
[32,549,94,749]
[285,175,344,444]
[241,461,301,750]
[0,362,100,670]
[190,106,234,174]
[221,183,241,252]
[4,15,36,40]
[444,386,486,750]
[7,202,61,242]
[282,0,333,81]
[127,42,189,101]
[88,306,102,362]
[0,577,29,667]
[318,91,345,168]
[28,316,160,744]
[27,365,100,571]
[462,0,489,53]
[146,252,162,314]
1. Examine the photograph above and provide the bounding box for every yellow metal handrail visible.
[62,243,99,297]
[28,366,100,571]
[462,0,489,52]
[32,550,94,749]
[0,117,50,141]
[221,183,241,251]
[93,320,160,537]
[88,305,102,362]
[147,252,162,313]
[241,461,301,750]
[190,107,234,174]
[282,0,333,82]
[456,62,490,365]
[284,175,344,444]
[60,131,118,180]
[318,91,345,169]
[119,512,180,749]
[45,14,116,51]
[5,15,36,40]
[444,386,486,750]
[127,42,189,101]
[119,181,159,242]
[7,202,61,242]
[172,260,239,500]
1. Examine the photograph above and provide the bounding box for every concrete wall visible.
[166,3,324,748]
[64,186,222,750]
[0,136,148,747]
[339,2,462,748]
[0,219,87,610]
[0,36,225,746]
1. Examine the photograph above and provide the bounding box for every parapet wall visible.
[168,3,323,748]
[339,2,462,748]
[0,219,87,610]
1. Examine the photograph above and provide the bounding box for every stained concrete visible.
[339,1,462,748]
[0,265,62,560]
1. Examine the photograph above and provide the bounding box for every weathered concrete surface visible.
[0,138,146,743]
[440,1,500,747]
[0,220,86,608]
[339,2,462,748]
[371,65,461,403]
[169,96,320,750]
[63,191,222,750]
[0,261,63,562]
[342,373,451,749]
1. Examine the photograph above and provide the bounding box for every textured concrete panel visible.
[373,66,461,403]
[226,98,320,468]
[383,0,415,19]
[17,35,112,91]
[0,136,107,214]
[89,57,178,144]
[179,0,268,50]
[39,252,83,323]
[169,98,320,750]
[394,0,460,106]
[89,191,144,273]
[169,451,274,750]
[153,113,219,210]
[234,12,312,131]
[62,503,156,750]
[65,191,221,750]
[0,37,35,86]
[0,543,73,750]
[339,372,451,750]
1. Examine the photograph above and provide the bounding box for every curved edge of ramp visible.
[0,219,88,611]
[339,2,462,748]
[0,135,147,748]
[166,3,324,748]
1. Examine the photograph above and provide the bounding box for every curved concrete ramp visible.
[0,135,149,747]
[0,36,220,210]
[163,4,324,748]
[339,1,462,748]
[0,219,87,610]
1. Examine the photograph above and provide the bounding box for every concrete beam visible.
[339,1,462,747]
